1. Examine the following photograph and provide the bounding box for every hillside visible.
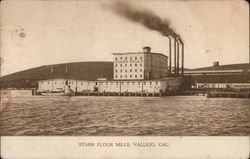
[0,61,114,88]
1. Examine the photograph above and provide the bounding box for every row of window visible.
[42,81,80,85]
[115,62,168,68]
[115,56,143,61]
[115,63,143,67]
[115,69,143,73]
[41,81,65,84]
[100,81,158,85]
[41,81,159,86]
[115,74,143,78]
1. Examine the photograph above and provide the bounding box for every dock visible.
[75,91,163,97]
[207,91,250,98]
[184,91,207,96]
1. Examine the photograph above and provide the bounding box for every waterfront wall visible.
[1,90,32,98]
[38,78,182,93]
[195,83,250,89]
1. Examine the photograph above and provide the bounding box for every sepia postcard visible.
[0,0,249,158]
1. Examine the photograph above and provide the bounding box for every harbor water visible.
[1,90,249,136]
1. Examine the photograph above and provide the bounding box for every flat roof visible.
[37,77,181,82]
[112,52,168,59]
[190,63,249,71]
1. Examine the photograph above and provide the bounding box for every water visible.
[1,91,249,136]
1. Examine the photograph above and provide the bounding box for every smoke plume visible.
[107,1,180,39]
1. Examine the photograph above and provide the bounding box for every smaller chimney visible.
[143,46,151,53]
[213,61,219,67]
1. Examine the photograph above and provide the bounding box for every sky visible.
[1,0,249,76]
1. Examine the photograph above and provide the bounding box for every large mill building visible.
[37,47,182,95]
[113,46,168,80]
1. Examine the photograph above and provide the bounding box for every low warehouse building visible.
[38,77,182,94]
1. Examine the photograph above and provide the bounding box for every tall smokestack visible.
[180,40,184,76]
[168,36,172,76]
[174,38,177,75]
[176,37,184,76]
[177,40,180,75]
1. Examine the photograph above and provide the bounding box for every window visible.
[116,82,119,85]
[125,69,127,72]
[143,82,146,85]
[130,57,132,60]
[140,56,143,59]
[121,82,124,85]
[130,75,132,78]
[120,64,122,67]
[127,82,129,85]
[125,75,127,78]
[140,69,142,72]
[135,57,137,60]
[135,69,137,72]
[120,57,122,60]
[120,69,122,72]
[115,69,117,73]
[135,75,137,78]
[130,64,132,67]
[120,75,122,78]
[115,57,117,61]
[125,64,127,67]
[132,82,135,85]
[150,82,152,85]
[130,69,132,72]
[140,74,142,78]
[138,82,140,85]
[135,63,137,67]
[115,75,117,78]
[156,82,158,85]
[125,57,127,60]
[140,63,142,66]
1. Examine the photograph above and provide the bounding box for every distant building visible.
[113,47,168,80]
[185,62,249,76]
[184,62,250,89]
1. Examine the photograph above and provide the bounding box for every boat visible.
[41,92,75,96]
[41,92,66,96]
[40,86,75,96]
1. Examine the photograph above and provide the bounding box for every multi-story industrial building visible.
[113,47,168,80]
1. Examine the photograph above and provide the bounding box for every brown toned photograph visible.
[1,0,249,136]
[0,1,249,157]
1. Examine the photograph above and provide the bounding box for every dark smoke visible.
[107,1,180,38]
